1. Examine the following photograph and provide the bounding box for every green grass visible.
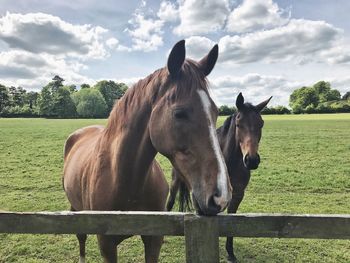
[0,114,349,262]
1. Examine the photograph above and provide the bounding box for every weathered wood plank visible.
[218,213,350,239]
[0,212,349,239]
[0,211,185,236]
[184,214,219,263]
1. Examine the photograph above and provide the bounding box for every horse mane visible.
[222,115,233,132]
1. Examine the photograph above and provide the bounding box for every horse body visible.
[64,86,169,262]
[63,40,232,263]
[167,93,271,263]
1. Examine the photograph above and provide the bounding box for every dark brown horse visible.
[63,40,232,263]
[166,93,271,263]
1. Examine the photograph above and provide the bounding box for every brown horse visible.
[63,40,232,263]
[166,93,271,263]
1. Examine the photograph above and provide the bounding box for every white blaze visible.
[197,90,230,208]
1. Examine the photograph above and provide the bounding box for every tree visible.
[38,85,53,116]
[290,81,344,113]
[51,75,64,92]
[26,91,39,109]
[80,83,91,89]
[72,88,107,118]
[67,85,77,93]
[51,87,76,118]
[0,84,9,113]
[289,86,318,113]
[94,80,128,113]
[218,105,236,115]
[342,91,350,100]
[313,81,340,102]
[261,106,291,115]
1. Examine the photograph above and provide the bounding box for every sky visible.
[0,0,350,106]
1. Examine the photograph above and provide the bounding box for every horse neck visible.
[217,114,242,167]
[102,73,163,189]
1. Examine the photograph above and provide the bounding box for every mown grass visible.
[0,114,349,262]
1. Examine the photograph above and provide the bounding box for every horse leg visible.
[70,206,88,263]
[226,194,244,263]
[97,235,126,263]
[141,235,164,263]
[166,170,180,211]
[77,234,87,263]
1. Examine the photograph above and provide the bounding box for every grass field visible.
[0,114,349,262]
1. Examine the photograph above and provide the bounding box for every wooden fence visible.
[0,211,349,262]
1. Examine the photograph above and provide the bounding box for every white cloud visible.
[185,36,216,60]
[157,1,179,22]
[226,0,290,33]
[0,12,109,59]
[106,37,119,49]
[174,0,230,36]
[0,50,92,90]
[125,8,164,52]
[219,19,342,64]
[320,45,350,64]
[210,73,301,106]
[327,77,350,95]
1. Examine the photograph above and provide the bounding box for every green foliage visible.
[38,77,76,118]
[52,87,77,118]
[261,106,291,115]
[218,105,236,115]
[289,86,318,111]
[72,88,107,118]
[38,84,53,116]
[94,80,128,113]
[342,91,350,100]
[1,76,128,118]
[26,91,39,109]
[1,105,38,117]
[289,81,349,114]
[80,83,91,89]
[66,85,77,93]
[0,84,10,113]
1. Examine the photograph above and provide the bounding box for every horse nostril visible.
[213,188,222,198]
[207,195,221,215]
[244,154,249,165]
[256,154,260,163]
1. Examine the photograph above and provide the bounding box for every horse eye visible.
[173,109,188,119]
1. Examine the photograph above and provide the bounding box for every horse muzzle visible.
[243,153,260,170]
[192,192,230,216]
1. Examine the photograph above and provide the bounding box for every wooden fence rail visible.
[1,211,350,262]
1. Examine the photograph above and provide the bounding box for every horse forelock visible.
[241,102,258,113]
[180,60,208,91]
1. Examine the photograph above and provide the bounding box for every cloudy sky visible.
[0,0,349,106]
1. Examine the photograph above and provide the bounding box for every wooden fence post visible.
[184,214,219,263]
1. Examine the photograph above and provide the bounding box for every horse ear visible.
[198,44,218,76]
[236,92,244,110]
[167,40,186,77]
[255,96,272,112]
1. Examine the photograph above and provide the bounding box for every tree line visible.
[0,78,349,118]
[218,81,350,115]
[0,76,128,118]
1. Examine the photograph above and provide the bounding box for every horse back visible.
[64,125,104,160]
